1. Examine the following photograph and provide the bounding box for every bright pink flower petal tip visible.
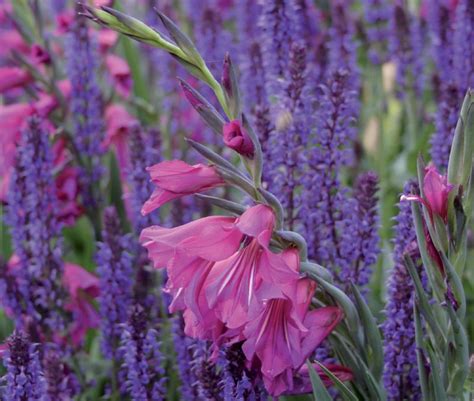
[141,160,224,215]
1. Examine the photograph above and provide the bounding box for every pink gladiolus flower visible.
[0,67,32,94]
[286,363,353,394]
[103,104,137,172]
[62,263,100,346]
[401,164,453,222]
[105,54,132,98]
[223,120,254,158]
[141,160,225,215]
[0,30,29,58]
[141,215,244,339]
[205,205,299,329]
[98,30,118,53]
[242,251,343,396]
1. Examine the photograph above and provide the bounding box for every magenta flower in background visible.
[105,54,132,98]
[62,263,100,346]
[402,163,454,222]
[222,120,255,157]
[103,103,137,173]
[0,67,32,94]
[141,160,225,215]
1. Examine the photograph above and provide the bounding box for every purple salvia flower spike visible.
[2,331,48,401]
[127,125,161,234]
[362,0,391,64]
[119,305,166,401]
[382,181,422,401]
[340,171,381,295]
[96,206,134,360]
[66,11,105,209]
[4,116,65,333]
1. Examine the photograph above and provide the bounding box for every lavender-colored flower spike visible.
[271,41,310,229]
[341,172,380,294]
[66,11,104,209]
[2,331,48,401]
[430,83,461,171]
[382,181,422,401]
[97,206,134,359]
[328,2,360,92]
[389,4,425,97]
[120,306,166,401]
[4,116,65,333]
[453,0,474,89]
[362,0,391,64]
[170,316,200,400]
[259,0,293,100]
[428,0,460,171]
[127,125,161,234]
[303,68,358,264]
[236,0,274,165]
[186,0,235,77]
[426,0,455,84]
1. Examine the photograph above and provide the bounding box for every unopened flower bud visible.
[223,120,254,158]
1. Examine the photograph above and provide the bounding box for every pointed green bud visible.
[155,9,204,68]
[221,53,241,119]
[179,79,225,135]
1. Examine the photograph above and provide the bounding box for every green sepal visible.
[179,79,225,135]
[222,54,242,119]
[259,189,285,230]
[194,194,246,215]
[306,361,333,401]
[300,261,333,283]
[155,9,204,68]
[185,138,244,178]
[242,113,263,188]
[277,230,308,261]
[216,168,258,200]
[350,283,384,381]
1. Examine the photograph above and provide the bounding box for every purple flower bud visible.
[223,120,255,158]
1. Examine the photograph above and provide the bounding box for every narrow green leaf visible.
[441,252,466,320]
[314,361,358,401]
[306,361,332,401]
[404,254,447,349]
[427,345,448,401]
[414,303,431,400]
[350,283,384,381]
